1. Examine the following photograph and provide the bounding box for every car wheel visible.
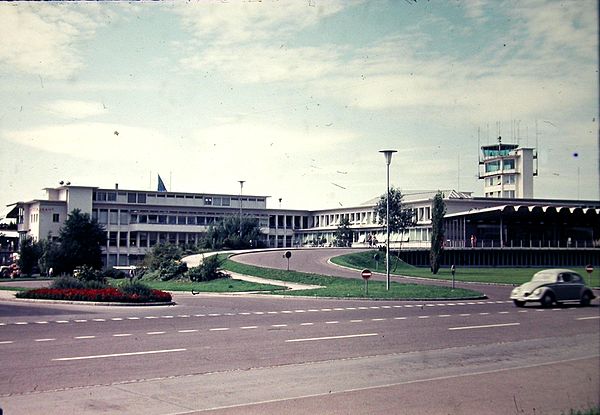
[580,292,592,307]
[513,300,525,308]
[540,293,554,308]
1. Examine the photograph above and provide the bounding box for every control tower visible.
[479,137,537,198]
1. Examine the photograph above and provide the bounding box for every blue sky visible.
[0,0,597,211]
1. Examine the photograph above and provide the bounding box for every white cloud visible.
[174,0,347,45]
[3,123,171,162]
[0,3,109,79]
[41,100,106,119]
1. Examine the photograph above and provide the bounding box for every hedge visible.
[16,287,172,303]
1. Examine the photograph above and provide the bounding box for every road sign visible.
[283,251,292,271]
[585,264,593,274]
[361,269,372,280]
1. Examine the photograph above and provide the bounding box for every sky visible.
[0,0,598,212]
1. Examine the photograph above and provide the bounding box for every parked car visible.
[510,269,596,307]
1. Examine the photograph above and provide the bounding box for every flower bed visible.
[16,287,172,303]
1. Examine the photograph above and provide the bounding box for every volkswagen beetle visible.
[510,269,595,307]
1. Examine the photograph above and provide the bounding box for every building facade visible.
[6,184,598,269]
[479,137,537,199]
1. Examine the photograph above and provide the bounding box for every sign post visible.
[361,269,372,296]
[284,251,292,271]
[451,264,456,289]
[585,264,594,286]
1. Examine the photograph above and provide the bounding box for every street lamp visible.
[379,149,397,291]
[238,180,245,238]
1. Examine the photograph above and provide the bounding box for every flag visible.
[157,174,167,192]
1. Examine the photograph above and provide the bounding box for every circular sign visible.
[585,264,593,274]
[361,269,372,280]
[285,251,292,259]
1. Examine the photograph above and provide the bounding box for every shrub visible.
[101,268,127,280]
[50,276,84,290]
[159,260,188,281]
[75,265,107,285]
[188,255,229,282]
[119,281,154,298]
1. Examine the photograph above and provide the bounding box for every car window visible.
[532,272,555,282]
[569,273,582,283]
[560,273,571,283]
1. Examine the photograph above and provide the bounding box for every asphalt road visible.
[0,248,598,414]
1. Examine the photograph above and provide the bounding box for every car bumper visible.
[510,293,543,302]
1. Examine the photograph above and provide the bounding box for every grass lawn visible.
[222,259,483,300]
[331,250,600,286]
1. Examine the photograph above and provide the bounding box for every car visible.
[510,268,596,307]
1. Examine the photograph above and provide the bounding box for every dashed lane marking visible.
[448,322,520,331]
[52,348,187,362]
[286,333,379,343]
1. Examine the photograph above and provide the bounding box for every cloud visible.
[0,3,110,79]
[174,0,347,45]
[3,122,171,162]
[41,100,107,119]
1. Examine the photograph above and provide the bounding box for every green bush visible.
[50,276,85,289]
[119,281,155,298]
[159,260,188,281]
[75,265,107,285]
[101,268,127,279]
[188,255,229,282]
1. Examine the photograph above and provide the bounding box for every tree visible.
[334,217,354,247]
[57,209,106,274]
[374,186,415,236]
[204,217,264,249]
[18,236,42,276]
[429,191,447,274]
[145,243,183,271]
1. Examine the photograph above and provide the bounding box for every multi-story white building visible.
[6,182,598,268]
[479,137,537,198]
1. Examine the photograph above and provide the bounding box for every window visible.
[98,209,108,224]
[120,210,129,225]
[52,213,60,223]
[109,210,118,225]
[168,216,177,225]
[109,232,117,247]
[130,232,137,247]
[128,193,137,203]
[222,197,230,206]
[485,161,501,173]
[107,192,117,202]
[119,232,127,247]
[503,158,515,170]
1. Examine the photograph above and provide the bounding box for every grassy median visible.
[222,259,484,300]
[332,250,600,286]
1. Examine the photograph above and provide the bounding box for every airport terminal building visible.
[4,140,599,268]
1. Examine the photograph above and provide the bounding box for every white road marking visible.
[36,321,49,324]
[351,319,364,323]
[372,318,387,321]
[438,315,451,318]
[479,313,490,315]
[321,308,332,312]
[418,316,430,319]
[52,348,187,361]
[577,316,600,321]
[178,329,198,333]
[74,320,87,323]
[253,312,264,315]
[111,318,123,321]
[286,333,379,343]
[394,317,407,320]
[209,328,229,331]
[127,317,140,320]
[113,334,132,337]
[325,321,339,324]
[449,322,521,331]
[56,321,69,324]
[35,338,55,342]
[93,318,106,322]
[300,323,314,326]
[15,322,28,325]
[241,326,258,329]
[238,312,251,315]
[498,311,510,314]
[147,331,166,335]
[346,307,357,310]
[271,324,288,327]
[267,311,278,314]
[459,314,471,316]
[281,311,292,314]
[162,315,175,319]
[75,336,96,339]
[0,341,14,344]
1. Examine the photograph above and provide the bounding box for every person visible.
[48,267,54,278]
[129,268,135,282]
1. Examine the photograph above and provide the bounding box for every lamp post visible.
[379,149,397,291]
[238,180,245,238]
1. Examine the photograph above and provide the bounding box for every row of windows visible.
[485,175,516,186]
[93,209,269,228]
[93,191,266,205]
[107,231,205,248]
[484,158,516,173]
